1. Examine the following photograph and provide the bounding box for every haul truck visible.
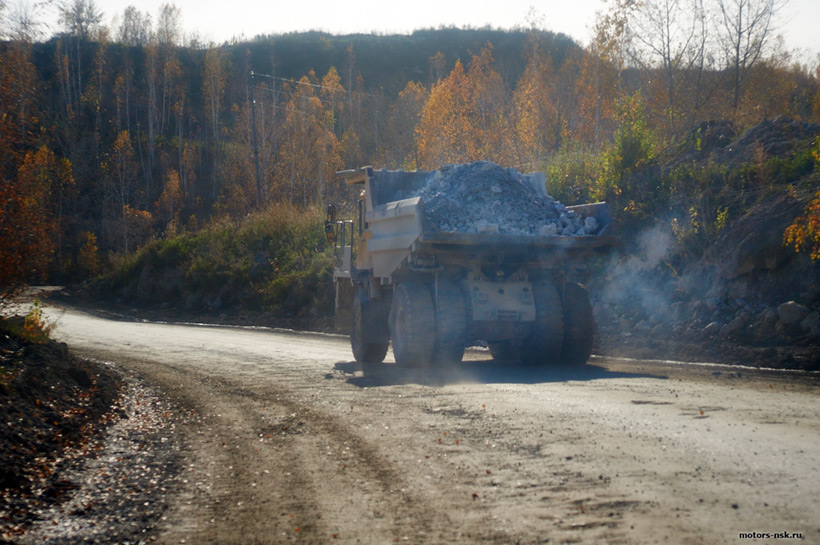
[325,166,618,369]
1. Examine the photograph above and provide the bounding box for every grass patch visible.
[95,202,336,320]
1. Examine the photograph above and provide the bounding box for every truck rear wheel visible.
[390,281,435,368]
[350,286,389,366]
[519,280,564,366]
[432,278,467,365]
[561,283,594,365]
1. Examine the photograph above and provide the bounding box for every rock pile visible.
[411,161,599,236]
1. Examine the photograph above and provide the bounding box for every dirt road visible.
[37,306,820,544]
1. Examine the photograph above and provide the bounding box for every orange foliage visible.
[417,46,511,169]
[22,299,54,343]
[273,73,343,206]
[0,147,64,292]
[155,168,183,230]
[417,59,472,168]
[121,205,154,252]
[77,231,101,277]
[383,81,428,168]
[784,189,820,261]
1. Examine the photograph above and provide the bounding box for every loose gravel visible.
[411,161,598,236]
[7,370,184,545]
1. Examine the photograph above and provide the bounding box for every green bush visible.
[98,202,336,318]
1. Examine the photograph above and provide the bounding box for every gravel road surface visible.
[32,306,820,544]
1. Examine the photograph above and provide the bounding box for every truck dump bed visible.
[339,166,618,277]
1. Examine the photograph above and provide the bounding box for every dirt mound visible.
[591,117,820,370]
[718,117,820,164]
[0,317,121,534]
[663,117,820,171]
[412,161,599,236]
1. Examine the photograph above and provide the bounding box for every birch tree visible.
[716,0,787,112]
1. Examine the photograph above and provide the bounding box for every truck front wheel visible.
[351,286,389,366]
[390,281,435,368]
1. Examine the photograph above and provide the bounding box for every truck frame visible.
[326,166,618,369]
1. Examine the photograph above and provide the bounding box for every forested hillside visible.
[1,0,819,294]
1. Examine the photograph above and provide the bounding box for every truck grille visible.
[495,310,521,321]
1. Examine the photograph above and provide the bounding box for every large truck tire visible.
[350,286,389,366]
[432,278,467,365]
[519,280,564,366]
[561,282,594,365]
[390,281,435,368]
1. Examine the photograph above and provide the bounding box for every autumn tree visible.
[417,46,510,169]
[274,74,342,206]
[115,5,152,138]
[118,5,151,46]
[467,46,511,163]
[784,187,820,262]
[156,4,183,138]
[203,47,228,199]
[384,81,429,168]
[417,59,472,168]
[244,69,284,206]
[716,0,787,115]
[429,51,447,84]
[321,66,346,138]
[0,147,66,290]
[21,147,74,279]
[57,0,103,115]
[0,6,53,294]
[0,2,39,155]
[514,49,556,165]
[513,35,585,166]
[623,0,711,136]
[155,168,183,235]
[597,92,656,208]
[102,131,142,252]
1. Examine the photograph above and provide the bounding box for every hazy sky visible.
[34,0,820,59]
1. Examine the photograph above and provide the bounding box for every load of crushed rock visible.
[410,161,598,236]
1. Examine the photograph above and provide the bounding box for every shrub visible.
[784,189,820,261]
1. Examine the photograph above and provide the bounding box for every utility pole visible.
[249,70,263,207]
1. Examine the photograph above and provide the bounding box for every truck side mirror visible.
[325,222,336,244]
[325,204,337,244]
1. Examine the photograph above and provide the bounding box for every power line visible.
[250,70,383,99]
[250,84,335,106]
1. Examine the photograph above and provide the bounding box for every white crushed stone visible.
[409,161,597,236]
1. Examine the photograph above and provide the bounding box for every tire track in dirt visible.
[48,310,820,545]
[116,358,460,544]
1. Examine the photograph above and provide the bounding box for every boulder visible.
[721,316,746,337]
[778,301,809,325]
[801,312,820,337]
[702,321,721,336]
[759,307,778,322]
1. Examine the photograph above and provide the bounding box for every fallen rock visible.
[721,316,746,337]
[801,312,820,337]
[759,307,778,322]
[634,320,652,332]
[778,301,809,325]
[619,316,637,330]
[702,321,721,336]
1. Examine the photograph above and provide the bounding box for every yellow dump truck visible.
[325,164,618,369]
